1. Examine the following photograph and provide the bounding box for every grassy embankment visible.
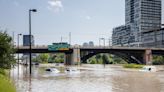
[123,64,144,69]
[0,69,16,92]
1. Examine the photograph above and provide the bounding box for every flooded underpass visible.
[10,64,164,92]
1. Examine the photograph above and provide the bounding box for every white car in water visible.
[65,67,80,74]
[45,68,60,73]
[139,66,157,72]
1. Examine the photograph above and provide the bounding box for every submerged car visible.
[65,67,80,73]
[45,68,60,73]
[139,66,157,72]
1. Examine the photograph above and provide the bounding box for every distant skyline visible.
[0,0,164,45]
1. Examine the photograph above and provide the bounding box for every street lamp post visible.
[109,38,112,46]
[29,9,37,75]
[17,33,22,76]
[17,34,22,64]
[69,32,71,45]
[103,38,105,47]
[108,38,110,46]
[61,36,63,43]
[99,38,100,46]
[162,28,164,47]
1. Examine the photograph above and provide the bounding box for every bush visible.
[113,58,127,64]
[87,59,97,64]
[152,56,164,65]
[123,64,143,69]
[55,58,64,63]
[152,61,164,65]
[0,31,16,69]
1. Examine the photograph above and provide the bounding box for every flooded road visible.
[10,64,164,92]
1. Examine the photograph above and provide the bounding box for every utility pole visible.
[29,9,37,75]
[99,38,105,47]
[17,33,22,76]
[69,32,71,45]
[108,38,110,46]
[61,36,63,43]
[162,28,164,47]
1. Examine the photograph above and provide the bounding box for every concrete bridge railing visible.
[16,45,164,65]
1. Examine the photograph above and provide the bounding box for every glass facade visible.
[112,0,162,47]
[140,0,161,32]
[141,28,164,47]
[126,0,161,42]
[112,25,132,46]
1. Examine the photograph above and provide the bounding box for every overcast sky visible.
[0,0,164,45]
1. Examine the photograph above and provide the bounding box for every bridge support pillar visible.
[144,49,152,65]
[65,53,73,65]
[72,48,81,65]
[65,48,81,65]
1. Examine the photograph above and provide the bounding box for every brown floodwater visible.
[10,64,164,92]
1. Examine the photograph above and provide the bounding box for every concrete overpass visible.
[16,45,164,65]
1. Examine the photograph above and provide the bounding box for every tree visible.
[32,56,40,63]
[95,54,103,64]
[88,57,97,64]
[95,54,101,61]
[0,31,16,69]
[48,54,57,63]
[113,56,127,64]
[54,53,64,63]
[102,54,110,64]
[38,54,49,63]
[152,55,164,65]
[55,57,64,63]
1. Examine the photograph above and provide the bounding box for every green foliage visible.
[47,54,56,63]
[94,54,102,64]
[52,53,64,63]
[108,55,114,64]
[102,54,110,64]
[95,54,102,60]
[32,56,41,63]
[38,54,49,63]
[0,74,16,92]
[86,54,127,64]
[153,61,164,65]
[152,56,164,65]
[55,57,64,63]
[113,56,127,64]
[0,31,16,69]
[33,53,65,63]
[123,64,143,69]
[88,57,97,64]
[97,59,103,64]
[0,69,7,76]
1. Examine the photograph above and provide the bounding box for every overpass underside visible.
[65,48,153,65]
[80,49,148,64]
[16,47,155,65]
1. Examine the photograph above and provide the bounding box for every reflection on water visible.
[10,64,164,92]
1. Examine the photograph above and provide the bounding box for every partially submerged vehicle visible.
[65,67,80,74]
[45,68,60,73]
[139,66,157,72]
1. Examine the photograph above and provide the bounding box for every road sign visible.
[48,42,70,51]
